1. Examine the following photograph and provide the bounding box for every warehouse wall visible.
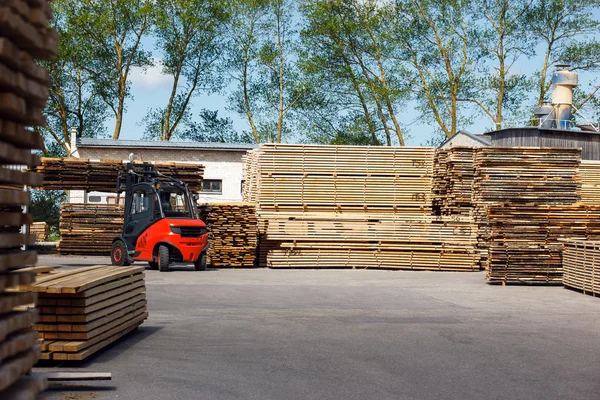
[69,147,247,204]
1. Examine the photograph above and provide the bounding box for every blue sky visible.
[107,30,600,146]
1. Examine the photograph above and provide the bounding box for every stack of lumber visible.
[30,221,47,242]
[249,144,480,271]
[34,158,205,192]
[21,266,147,361]
[431,150,448,215]
[579,160,600,205]
[0,0,58,396]
[58,204,124,255]
[473,147,581,268]
[562,239,600,296]
[444,147,476,216]
[241,150,259,203]
[486,205,600,283]
[198,202,258,268]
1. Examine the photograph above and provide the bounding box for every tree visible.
[29,190,67,231]
[526,0,600,107]
[226,0,308,144]
[36,0,108,156]
[66,0,153,139]
[181,109,254,143]
[468,0,534,130]
[144,0,229,141]
[392,0,476,138]
[301,0,407,145]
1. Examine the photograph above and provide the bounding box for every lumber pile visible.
[473,147,581,268]
[0,0,58,396]
[245,144,480,271]
[34,158,205,192]
[486,205,600,284]
[432,147,476,216]
[58,204,124,255]
[198,202,258,268]
[579,160,600,205]
[562,239,600,296]
[30,221,47,242]
[21,266,147,361]
[241,150,259,204]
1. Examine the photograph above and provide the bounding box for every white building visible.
[68,135,256,204]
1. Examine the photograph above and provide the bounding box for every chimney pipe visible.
[551,64,578,129]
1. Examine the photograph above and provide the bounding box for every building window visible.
[88,196,102,203]
[202,179,222,194]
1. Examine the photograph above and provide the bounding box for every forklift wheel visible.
[111,240,130,266]
[148,261,158,270]
[158,245,170,272]
[195,252,207,271]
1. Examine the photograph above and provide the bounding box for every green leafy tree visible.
[66,0,154,139]
[300,0,407,146]
[29,190,67,232]
[467,0,534,130]
[526,0,600,107]
[36,0,108,156]
[143,0,229,141]
[392,0,477,138]
[181,109,254,143]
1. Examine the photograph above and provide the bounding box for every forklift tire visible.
[111,240,130,266]
[195,252,207,271]
[158,245,170,272]
[148,261,158,270]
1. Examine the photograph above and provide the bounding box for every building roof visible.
[78,138,257,151]
[437,130,492,148]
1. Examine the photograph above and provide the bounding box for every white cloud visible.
[129,59,173,89]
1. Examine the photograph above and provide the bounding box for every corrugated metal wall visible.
[488,128,600,160]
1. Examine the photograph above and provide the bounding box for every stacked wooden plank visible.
[486,205,600,283]
[21,266,147,361]
[445,147,476,216]
[431,149,448,215]
[0,0,58,396]
[473,147,581,269]
[241,150,259,203]
[30,221,47,242]
[579,160,600,205]
[562,239,600,296]
[198,202,258,267]
[58,204,124,255]
[34,158,205,192]
[249,144,480,271]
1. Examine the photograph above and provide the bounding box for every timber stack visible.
[58,204,124,255]
[21,266,147,361]
[486,205,600,284]
[431,149,448,215]
[562,239,600,296]
[579,160,600,205]
[241,150,259,204]
[0,0,59,396]
[34,158,205,192]
[198,202,258,268]
[432,147,476,216]
[244,144,480,271]
[30,221,48,242]
[473,147,581,269]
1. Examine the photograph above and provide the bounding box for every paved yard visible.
[36,255,600,400]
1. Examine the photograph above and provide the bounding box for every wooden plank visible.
[45,372,111,381]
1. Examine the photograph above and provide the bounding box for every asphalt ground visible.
[35,255,600,400]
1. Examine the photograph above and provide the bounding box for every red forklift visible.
[110,159,209,272]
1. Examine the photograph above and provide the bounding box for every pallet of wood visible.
[30,221,48,242]
[20,266,148,361]
[244,144,482,271]
[486,204,600,284]
[0,0,58,395]
[57,203,124,255]
[33,158,205,192]
[198,202,258,268]
[579,160,600,205]
[562,239,600,296]
[473,147,581,269]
